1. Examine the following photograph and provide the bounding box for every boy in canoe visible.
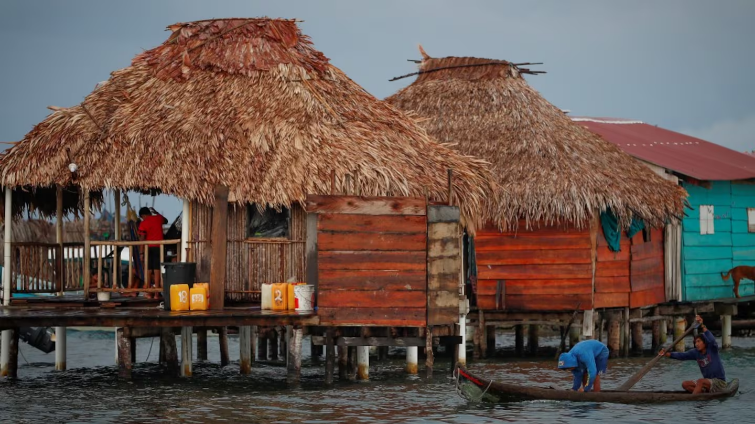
[659,315,727,394]
[558,339,610,392]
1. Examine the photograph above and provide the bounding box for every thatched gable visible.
[1,19,494,228]
[386,49,687,228]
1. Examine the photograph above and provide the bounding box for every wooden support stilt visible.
[197,328,208,361]
[7,329,18,380]
[325,328,335,384]
[257,327,268,360]
[280,326,288,364]
[356,346,369,380]
[673,316,686,352]
[55,327,66,371]
[219,327,229,367]
[608,318,620,358]
[425,327,434,378]
[347,346,357,379]
[527,324,539,356]
[161,328,178,374]
[515,325,524,357]
[287,327,303,384]
[477,311,486,359]
[652,321,661,351]
[631,309,643,354]
[338,345,348,380]
[582,309,594,340]
[55,187,66,372]
[722,315,732,349]
[622,307,630,357]
[569,325,581,349]
[659,319,668,344]
[117,328,132,379]
[378,346,389,361]
[130,337,137,364]
[239,326,252,375]
[311,333,324,360]
[181,327,193,377]
[209,186,228,309]
[269,328,279,361]
[251,325,257,366]
[406,346,418,374]
[485,325,496,358]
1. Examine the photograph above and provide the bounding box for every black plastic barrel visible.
[162,262,196,311]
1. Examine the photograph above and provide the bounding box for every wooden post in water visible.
[607,317,620,358]
[130,337,137,364]
[325,328,335,384]
[476,311,486,359]
[161,328,178,375]
[338,345,348,380]
[659,318,668,344]
[569,325,581,349]
[515,325,524,356]
[269,328,279,361]
[486,325,496,358]
[181,327,193,377]
[287,327,303,384]
[0,188,12,377]
[116,328,132,379]
[631,309,643,354]
[83,191,91,298]
[7,329,18,380]
[425,327,434,378]
[622,307,630,357]
[197,328,208,361]
[55,186,67,371]
[378,346,389,361]
[356,346,369,381]
[528,325,539,356]
[281,326,289,364]
[257,327,268,360]
[219,327,230,366]
[239,326,252,375]
[722,315,732,349]
[673,317,686,352]
[209,186,228,309]
[348,347,357,379]
[251,326,257,366]
[406,346,418,374]
[651,308,661,350]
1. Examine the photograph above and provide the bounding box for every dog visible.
[721,266,755,298]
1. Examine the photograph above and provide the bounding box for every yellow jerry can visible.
[287,283,297,310]
[271,282,288,311]
[194,282,210,307]
[190,287,208,311]
[170,284,190,311]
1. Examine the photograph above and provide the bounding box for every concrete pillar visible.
[569,325,581,349]
[287,327,303,384]
[1,188,13,376]
[457,314,467,366]
[406,346,418,374]
[582,310,595,339]
[722,315,732,349]
[674,317,686,352]
[239,326,252,375]
[356,346,369,380]
[181,326,193,377]
[54,327,67,371]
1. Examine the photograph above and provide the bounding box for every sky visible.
[1,0,754,218]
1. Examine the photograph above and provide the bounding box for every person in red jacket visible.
[138,207,167,298]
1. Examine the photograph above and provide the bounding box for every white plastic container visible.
[294,284,314,312]
[261,283,272,310]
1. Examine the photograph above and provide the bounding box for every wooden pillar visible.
[325,328,335,384]
[239,326,252,375]
[406,346,418,374]
[83,190,91,298]
[631,309,643,354]
[311,335,324,360]
[181,199,190,262]
[181,326,193,377]
[251,325,257,366]
[674,316,686,352]
[280,326,288,364]
[338,345,348,380]
[377,346,389,361]
[515,325,524,357]
[607,317,620,358]
[197,328,208,361]
[476,311,486,359]
[1,187,11,374]
[652,320,661,351]
[622,307,630,357]
[257,327,268,360]
[569,325,581,349]
[287,327,303,384]
[55,187,67,371]
[130,337,137,364]
[425,327,434,378]
[598,316,605,343]
[356,346,369,381]
[219,327,230,366]
[347,346,356,379]
[113,189,120,289]
[117,328,132,379]
[527,325,539,356]
[722,315,732,349]
[161,328,178,375]
[209,186,228,309]
[269,328,279,361]
[660,318,668,344]
[4,329,19,380]
[486,325,496,358]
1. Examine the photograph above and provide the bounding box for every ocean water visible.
[0,330,750,423]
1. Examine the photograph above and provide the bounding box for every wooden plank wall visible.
[475,221,593,312]
[427,206,462,326]
[629,228,666,308]
[594,230,630,308]
[308,195,428,327]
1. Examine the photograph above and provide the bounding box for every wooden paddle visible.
[554,302,582,359]
[616,321,700,391]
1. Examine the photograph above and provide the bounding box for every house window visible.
[246,205,289,238]
[700,205,715,235]
[748,208,755,233]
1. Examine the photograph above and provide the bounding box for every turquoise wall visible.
[682,181,755,301]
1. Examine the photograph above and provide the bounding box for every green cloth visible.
[600,209,645,252]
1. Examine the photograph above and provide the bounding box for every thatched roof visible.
[0,19,494,228]
[385,49,687,228]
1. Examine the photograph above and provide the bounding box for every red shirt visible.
[138,215,165,247]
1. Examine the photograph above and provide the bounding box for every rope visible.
[145,336,155,362]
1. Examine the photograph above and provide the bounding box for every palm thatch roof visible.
[385,48,687,229]
[0,19,494,228]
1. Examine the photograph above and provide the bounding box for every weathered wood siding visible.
[629,229,665,308]
[682,181,755,301]
[308,195,428,327]
[475,221,593,312]
[190,202,306,303]
[427,206,462,326]
[594,230,630,309]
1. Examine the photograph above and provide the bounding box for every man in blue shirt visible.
[660,315,727,394]
[558,339,610,392]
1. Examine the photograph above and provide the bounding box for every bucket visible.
[97,292,111,302]
[161,262,196,311]
[294,284,314,312]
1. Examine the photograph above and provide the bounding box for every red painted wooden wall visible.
[594,231,630,308]
[629,228,665,308]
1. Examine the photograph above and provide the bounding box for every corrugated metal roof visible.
[573,117,755,181]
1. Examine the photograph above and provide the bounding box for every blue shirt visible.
[568,340,609,392]
[669,330,725,380]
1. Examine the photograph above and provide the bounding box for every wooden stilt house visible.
[386,49,688,315]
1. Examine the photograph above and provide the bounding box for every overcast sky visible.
[1,0,754,217]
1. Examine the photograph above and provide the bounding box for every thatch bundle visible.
[386,49,687,228]
[1,19,494,228]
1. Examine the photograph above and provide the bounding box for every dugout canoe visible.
[455,365,739,404]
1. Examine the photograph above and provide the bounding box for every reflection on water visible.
[0,331,751,423]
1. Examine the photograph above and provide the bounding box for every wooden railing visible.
[9,242,87,293]
[91,239,181,293]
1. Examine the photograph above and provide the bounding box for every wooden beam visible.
[305,195,427,216]
[83,191,91,298]
[209,186,229,309]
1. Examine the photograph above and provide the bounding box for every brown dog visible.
[721,266,755,298]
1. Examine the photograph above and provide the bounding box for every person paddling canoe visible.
[659,315,727,394]
[558,339,610,392]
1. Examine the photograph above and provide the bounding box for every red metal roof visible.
[573,117,755,181]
